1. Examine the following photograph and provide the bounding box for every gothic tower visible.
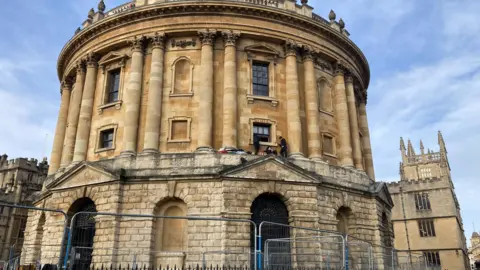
[388,131,469,269]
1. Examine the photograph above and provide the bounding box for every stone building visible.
[387,132,469,270]
[21,0,394,268]
[0,154,48,261]
[470,232,480,269]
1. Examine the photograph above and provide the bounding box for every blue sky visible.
[0,0,479,245]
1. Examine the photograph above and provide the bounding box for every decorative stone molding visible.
[151,32,166,49]
[334,63,346,76]
[198,30,217,46]
[170,56,194,97]
[248,118,278,147]
[284,39,299,56]
[60,78,73,95]
[75,60,86,74]
[322,132,337,158]
[222,31,240,47]
[301,45,314,62]
[85,52,98,68]
[94,123,118,153]
[345,76,354,84]
[97,51,128,114]
[129,36,145,52]
[167,116,192,143]
[170,39,196,48]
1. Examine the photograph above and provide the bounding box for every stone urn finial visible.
[328,10,336,21]
[75,27,81,35]
[88,8,95,19]
[339,18,345,29]
[301,0,308,5]
[98,0,106,13]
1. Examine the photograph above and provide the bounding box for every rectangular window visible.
[253,123,271,143]
[323,135,334,155]
[418,219,436,237]
[100,129,114,149]
[171,120,188,141]
[252,62,269,96]
[107,69,121,103]
[419,167,432,179]
[423,251,441,267]
[414,193,431,211]
[17,218,27,239]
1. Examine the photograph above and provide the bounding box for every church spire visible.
[438,130,447,154]
[400,137,407,163]
[420,140,425,154]
[407,139,415,156]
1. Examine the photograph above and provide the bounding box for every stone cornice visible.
[57,2,370,92]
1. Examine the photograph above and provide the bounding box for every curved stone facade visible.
[21,0,393,268]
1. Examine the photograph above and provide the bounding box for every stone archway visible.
[250,193,290,267]
[67,197,97,270]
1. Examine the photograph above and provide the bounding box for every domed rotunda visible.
[21,0,393,269]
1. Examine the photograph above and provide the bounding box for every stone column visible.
[61,62,86,167]
[285,40,303,158]
[196,30,216,152]
[358,100,375,179]
[333,65,353,167]
[222,31,240,148]
[346,76,363,170]
[302,47,321,160]
[143,33,165,154]
[121,36,145,156]
[48,80,72,174]
[73,54,98,162]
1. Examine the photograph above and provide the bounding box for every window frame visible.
[414,193,432,211]
[170,56,195,97]
[419,167,432,179]
[318,77,334,115]
[253,123,272,143]
[245,45,279,107]
[252,61,270,97]
[418,219,436,237]
[106,68,121,103]
[249,118,278,147]
[167,116,192,143]
[95,124,118,153]
[423,251,441,267]
[97,52,127,114]
[322,133,337,157]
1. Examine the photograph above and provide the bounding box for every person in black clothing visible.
[253,134,261,155]
[278,136,287,157]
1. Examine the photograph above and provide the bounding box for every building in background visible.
[470,232,480,269]
[0,154,48,261]
[387,132,469,270]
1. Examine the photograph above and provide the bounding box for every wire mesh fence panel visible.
[258,222,345,270]
[371,246,395,270]
[346,237,373,270]
[66,212,257,270]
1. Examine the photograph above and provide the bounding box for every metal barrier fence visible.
[1,203,432,270]
[65,212,257,270]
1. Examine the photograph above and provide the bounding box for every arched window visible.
[67,198,96,270]
[171,57,194,96]
[318,79,333,113]
[153,199,187,267]
[250,193,290,267]
[336,206,352,235]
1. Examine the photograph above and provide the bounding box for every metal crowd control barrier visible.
[65,211,258,270]
[258,221,346,270]
[345,235,373,270]
[0,203,68,270]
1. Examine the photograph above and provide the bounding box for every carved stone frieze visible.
[222,31,240,47]
[284,39,298,56]
[152,32,166,49]
[198,30,217,46]
[170,38,196,48]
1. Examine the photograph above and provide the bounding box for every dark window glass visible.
[252,62,269,96]
[414,193,431,211]
[253,123,271,142]
[418,219,436,237]
[17,218,27,238]
[107,69,121,103]
[100,129,114,149]
[423,251,441,266]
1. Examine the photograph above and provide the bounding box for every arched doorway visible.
[250,193,290,268]
[67,198,97,270]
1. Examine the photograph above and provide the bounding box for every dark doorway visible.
[68,198,97,270]
[250,193,290,269]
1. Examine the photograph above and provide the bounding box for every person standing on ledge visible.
[278,136,288,157]
[253,134,261,155]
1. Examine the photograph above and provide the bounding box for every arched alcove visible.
[336,206,352,235]
[67,197,97,270]
[318,78,333,112]
[171,57,194,96]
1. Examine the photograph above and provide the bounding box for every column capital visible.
[151,32,165,49]
[60,78,73,94]
[85,52,98,68]
[198,30,217,46]
[129,35,146,52]
[284,39,299,57]
[222,31,240,47]
[345,75,354,84]
[75,60,86,74]
[301,45,315,62]
[334,63,347,76]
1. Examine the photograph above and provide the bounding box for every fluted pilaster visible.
[334,65,353,166]
[222,31,240,148]
[48,79,72,174]
[61,62,86,167]
[346,76,363,170]
[121,36,145,156]
[196,30,216,152]
[143,33,165,154]
[358,101,375,179]
[285,40,303,158]
[73,54,98,162]
[302,47,321,160]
